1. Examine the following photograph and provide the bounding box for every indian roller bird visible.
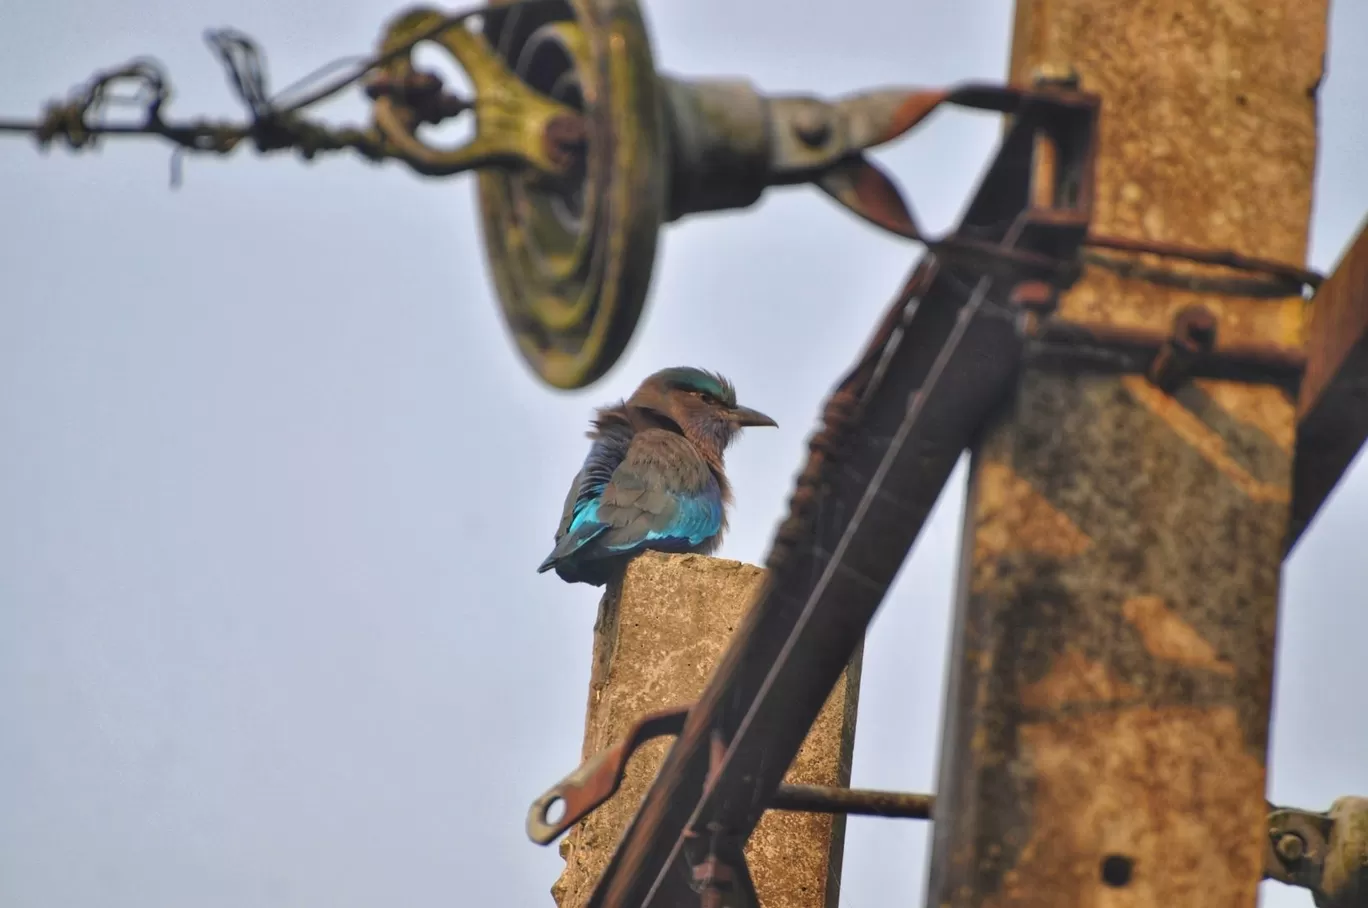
[537,366,778,587]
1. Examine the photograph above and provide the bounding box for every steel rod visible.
[770,785,933,820]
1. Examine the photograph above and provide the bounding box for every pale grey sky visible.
[1,2,1364,906]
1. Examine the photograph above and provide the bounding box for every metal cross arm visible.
[579,81,1100,908]
[533,708,1368,908]
[1289,217,1368,552]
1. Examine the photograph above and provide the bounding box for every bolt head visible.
[1175,305,1218,349]
[793,109,832,148]
[1277,832,1306,863]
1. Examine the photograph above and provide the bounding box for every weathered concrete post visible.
[927,2,1326,908]
[551,551,862,908]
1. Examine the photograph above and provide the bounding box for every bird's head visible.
[628,367,777,455]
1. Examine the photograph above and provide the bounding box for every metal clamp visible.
[543,709,1364,905]
[370,6,584,178]
[1266,798,1368,908]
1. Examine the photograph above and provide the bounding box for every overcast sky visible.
[2,1,1365,906]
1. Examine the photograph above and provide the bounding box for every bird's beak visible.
[731,405,778,428]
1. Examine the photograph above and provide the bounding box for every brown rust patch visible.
[1122,595,1237,677]
[1021,649,1142,710]
[980,706,1267,908]
[1122,375,1291,503]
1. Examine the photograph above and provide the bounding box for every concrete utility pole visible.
[930,2,1326,907]
[549,553,861,908]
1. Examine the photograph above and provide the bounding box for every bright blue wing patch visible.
[608,487,723,551]
[539,420,725,578]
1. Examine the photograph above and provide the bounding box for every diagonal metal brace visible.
[586,81,1101,908]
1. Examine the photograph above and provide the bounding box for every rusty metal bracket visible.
[535,714,1366,908]
[528,706,690,845]
[1266,798,1368,908]
[1025,308,1308,397]
[527,704,932,846]
[538,712,1367,907]
[807,82,1100,248]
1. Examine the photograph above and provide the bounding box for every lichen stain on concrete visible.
[1121,594,1237,677]
[1021,649,1143,710]
[970,1,1322,907]
[1121,376,1290,504]
[972,462,1093,592]
[981,706,1266,908]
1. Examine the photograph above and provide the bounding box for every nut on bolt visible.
[543,114,587,170]
[1174,305,1218,348]
[365,69,470,125]
[1149,304,1218,393]
[793,107,832,148]
[1277,832,1306,864]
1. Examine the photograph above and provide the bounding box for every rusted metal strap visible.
[585,84,1101,908]
[1084,233,1322,296]
[527,705,932,846]
[1026,307,1307,396]
[527,707,690,845]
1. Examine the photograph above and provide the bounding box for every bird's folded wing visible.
[548,429,721,564]
[554,414,636,541]
[594,430,722,552]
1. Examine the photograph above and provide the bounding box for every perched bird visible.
[537,366,778,587]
